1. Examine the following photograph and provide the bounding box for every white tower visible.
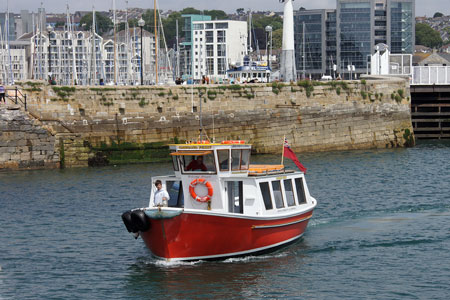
[280,0,297,82]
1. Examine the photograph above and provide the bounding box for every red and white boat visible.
[122,140,317,261]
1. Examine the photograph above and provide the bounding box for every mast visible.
[113,0,117,84]
[176,18,179,78]
[248,10,252,54]
[125,0,132,85]
[6,0,14,84]
[70,13,77,85]
[302,21,305,79]
[154,0,158,84]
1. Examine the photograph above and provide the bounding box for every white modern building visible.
[19,29,159,85]
[190,20,247,82]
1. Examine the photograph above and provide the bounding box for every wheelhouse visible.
[149,142,313,217]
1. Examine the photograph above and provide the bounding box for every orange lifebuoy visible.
[221,140,245,145]
[189,178,214,203]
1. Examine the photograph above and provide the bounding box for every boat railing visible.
[248,164,295,176]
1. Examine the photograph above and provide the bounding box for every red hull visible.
[140,209,314,260]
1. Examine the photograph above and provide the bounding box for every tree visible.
[416,23,443,48]
[272,28,282,49]
[203,10,228,20]
[79,12,113,35]
[161,11,184,48]
[180,7,202,15]
[433,12,444,18]
[250,14,283,50]
[236,8,245,16]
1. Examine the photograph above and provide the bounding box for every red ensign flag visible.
[284,138,307,173]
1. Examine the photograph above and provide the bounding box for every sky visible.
[3,0,449,18]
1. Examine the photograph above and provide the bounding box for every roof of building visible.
[415,52,450,66]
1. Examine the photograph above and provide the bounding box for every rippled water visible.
[1,141,450,299]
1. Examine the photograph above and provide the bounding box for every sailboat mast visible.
[6,0,14,84]
[154,0,158,84]
[92,7,96,85]
[302,21,305,79]
[248,10,252,54]
[113,0,117,84]
[176,18,179,78]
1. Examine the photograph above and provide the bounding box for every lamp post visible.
[265,25,272,83]
[138,18,145,86]
[46,25,53,82]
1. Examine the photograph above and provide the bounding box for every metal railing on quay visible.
[5,87,27,111]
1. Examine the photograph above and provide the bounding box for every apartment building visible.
[294,0,414,79]
[190,20,247,82]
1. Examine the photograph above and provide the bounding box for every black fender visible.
[121,210,139,233]
[131,210,151,232]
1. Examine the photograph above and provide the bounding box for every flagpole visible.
[281,135,285,165]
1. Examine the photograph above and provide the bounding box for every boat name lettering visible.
[276,176,287,180]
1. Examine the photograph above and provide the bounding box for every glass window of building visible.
[339,2,372,71]
[205,31,214,43]
[390,1,413,54]
[215,23,228,29]
[217,44,226,57]
[217,30,226,43]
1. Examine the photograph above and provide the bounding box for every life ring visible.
[221,140,245,144]
[189,178,214,203]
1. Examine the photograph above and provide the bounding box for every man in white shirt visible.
[154,180,170,207]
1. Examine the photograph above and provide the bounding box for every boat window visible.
[241,149,250,170]
[295,178,307,204]
[218,149,230,171]
[284,179,296,207]
[227,181,243,214]
[272,180,285,208]
[242,73,246,78]
[181,153,216,174]
[260,182,273,210]
[171,152,179,171]
[231,149,241,171]
[166,181,184,208]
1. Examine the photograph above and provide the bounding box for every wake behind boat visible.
[122,140,317,261]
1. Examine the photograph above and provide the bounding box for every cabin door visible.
[227,181,243,214]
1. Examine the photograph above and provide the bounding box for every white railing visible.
[411,66,450,85]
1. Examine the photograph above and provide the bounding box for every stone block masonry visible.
[0,107,60,170]
[0,77,414,169]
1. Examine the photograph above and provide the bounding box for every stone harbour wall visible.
[0,77,414,170]
[0,107,60,170]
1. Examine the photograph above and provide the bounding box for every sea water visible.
[1,140,449,299]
